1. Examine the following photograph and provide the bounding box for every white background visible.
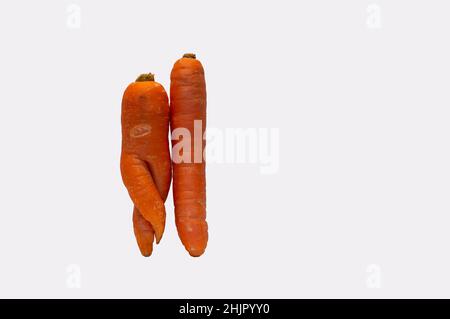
[0,0,449,298]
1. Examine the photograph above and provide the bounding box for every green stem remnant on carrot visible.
[135,73,155,82]
[182,53,196,59]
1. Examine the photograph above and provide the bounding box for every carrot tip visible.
[141,251,152,257]
[183,53,196,59]
[187,248,205,257]
[136,243,153,257]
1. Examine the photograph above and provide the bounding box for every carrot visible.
[170,53,208,257]
[121,73,171,256]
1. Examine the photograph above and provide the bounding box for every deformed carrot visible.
[170,53,208,257]
[121,73,171,256]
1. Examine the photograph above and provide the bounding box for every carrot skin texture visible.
[132,206,154,257]
[121,79,171,255]
[170,55,208,257]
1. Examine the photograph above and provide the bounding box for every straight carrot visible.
[170,53,208,257]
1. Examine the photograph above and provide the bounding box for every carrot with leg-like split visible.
[121,73,171,256]
[170,53,208,257]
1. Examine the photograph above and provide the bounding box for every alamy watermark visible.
[169,121,279,175]
[66,264,81,288]
[366,3,382,29]
[366,264,382,288]
[66,4,81,29]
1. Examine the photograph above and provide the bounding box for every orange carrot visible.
[121,73,171,256]
[170,53,208,257]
